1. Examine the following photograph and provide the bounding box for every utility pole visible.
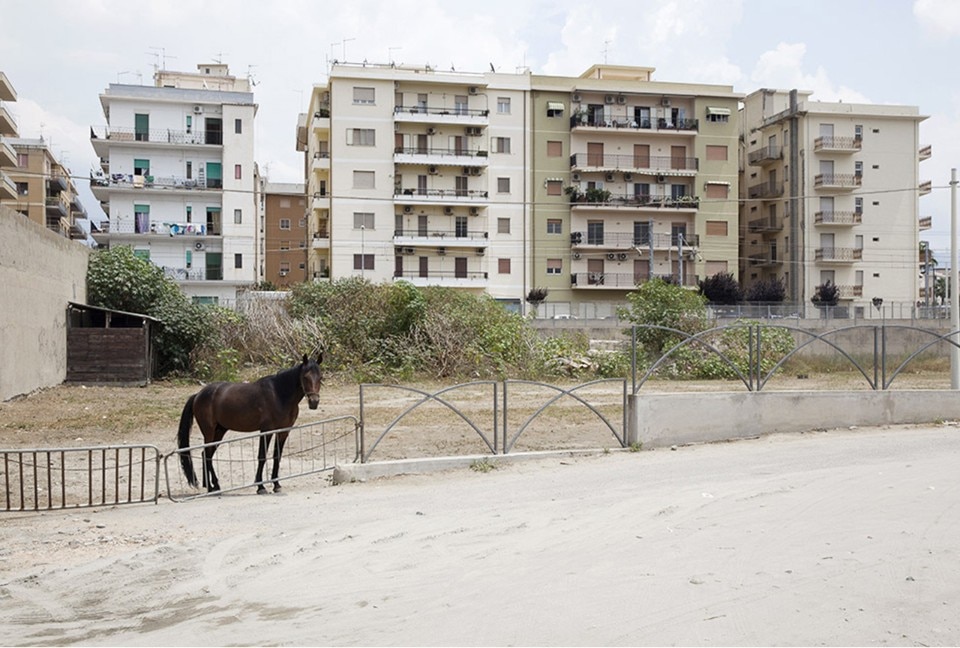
[951,168,959,388]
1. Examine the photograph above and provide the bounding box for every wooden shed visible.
[65,302,158,385]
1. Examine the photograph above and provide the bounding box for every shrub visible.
[698,272,742,304]
[617,277,708,361]
[744,276,786,302]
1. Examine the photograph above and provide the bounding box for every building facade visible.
[299,63,741,316]
[261,181,308,287]
[90,63,259,304]
[740,89,929,317]
[0,71,18,203]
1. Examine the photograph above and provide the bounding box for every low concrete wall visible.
[0,208,89,401]
[630,390,960,449]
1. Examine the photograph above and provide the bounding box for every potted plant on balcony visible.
[584,187,611,204]
[564,185,583,203]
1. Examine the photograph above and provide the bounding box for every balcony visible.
[814,136,862,153]
[162,266,217,282]
[748,214,783,233]
[394,105,489,127]
[95,218,219,238]
[312,107,330,131]
[1,170,17,200]
[919,216,932,231]
[394,228,488,248]
[0,71,15,102]
[748,246,781,267]
[570,231,698,250]
[814,173,861,191]
[837,284,864,300]
[89,172,220,200]
[394,268,489,288]
[747,145,782,166]
[570,114,699,133]
[394,146,489,168]
[747,182,784,199]
[815,247,862,263]
[394,188,488,204]
[919,144,932,162]
[0,102,17,136]
[312,191,330,211]
[568,191,699,210]
[814,210,862,226]
[48,171,69,192]
[90,125,220,156]
[311,230,330,250]
[0,137,16,167]
[569,152,698,174]
[311,151,330,172]
[571,272,698,289]
[919,180,932,196]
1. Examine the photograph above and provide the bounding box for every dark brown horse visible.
[177,354,323,494]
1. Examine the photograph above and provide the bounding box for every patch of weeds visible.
[470,458,496,473]
[629,441,643,452]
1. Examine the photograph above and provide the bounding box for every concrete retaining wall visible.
[0,208,89,401]
[629,390,960,449]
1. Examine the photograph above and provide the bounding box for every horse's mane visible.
[262,363,305,402]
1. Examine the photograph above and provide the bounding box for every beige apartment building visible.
[740,89,929,317]
[261,181,308,287]
[0,71,17,202]
[299,62,741,316]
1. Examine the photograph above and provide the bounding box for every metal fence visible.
[2,444,161,512]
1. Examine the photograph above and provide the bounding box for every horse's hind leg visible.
[203,445,221,493]
[255,433,273,494]
[271,432,289,493]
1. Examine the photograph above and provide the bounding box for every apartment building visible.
[740,89,929,317]
[90,63,259,305]
[1,71,20,203]
[261,181,308,287]
[299,62,741,316]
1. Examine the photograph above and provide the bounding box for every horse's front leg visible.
[203,445,221,493]
[255,433,272,494]
[271,432,289,493]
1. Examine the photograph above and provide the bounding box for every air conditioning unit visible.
[194,241,206,251]
[572,92,582,103]
[463,166,473,175]
[605,173,615,182]
[606,252,616,260]
[468,167,481,176]
[437,247,446,255]
[402,247,415,255]
[617,94,626,105]
[403,205,413,214]
[604,94,614,104]
[279,270,288,277]
[428,165,439,175]
[476,247,485,256]
[623,173,633,181]
[465,127,482,136]
[468,86,478,95]
[426,127,436,135]
[193,105,203,114]
[572,172,581,182]
[443,206,454,215]
[657,173,666,183]
[617,252,628,261]
[572,252,582,260]
[660,97,671,107]
[469,207,479,216]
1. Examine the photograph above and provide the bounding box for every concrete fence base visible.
[629,390,960,449]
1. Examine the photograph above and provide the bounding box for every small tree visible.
[811,280,840,308]
[744,276,786,302]
[698,272,742,305]
[617,277,708,360]
[526,287,549,318]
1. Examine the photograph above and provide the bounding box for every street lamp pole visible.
[951,168,959,388]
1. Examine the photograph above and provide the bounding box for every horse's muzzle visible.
[307,393,320,409]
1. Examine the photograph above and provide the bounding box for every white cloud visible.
[913,0,960,38]
[749,42,870,103]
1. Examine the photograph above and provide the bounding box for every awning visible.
[546,101,565,111]
[706,106,731,116]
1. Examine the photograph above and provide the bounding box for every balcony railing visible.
[748,249,781,266]
[814,173,862,189]
[101,219,219,236]
[394,228,489,242]
[45,194,69,217]
[815,247,862,262]
[394,146,489,159]
[748,214,783,232]
[747,145,782,165]
[90,125,221,146]
[570,115,699,132]
[837,284,864,299]
[395,188,488,199]
[570,231,699,249]
[394,105,489,117]
[747,182,784,199]
[394,269,489,282]
[90,172,219,191]
[814,136,862,152]
[919,144,932,161]
[571,272,698,288]
[814,210,862,225]
[569,192,699,209]
[570,152,698,172]
[162,266,213,281]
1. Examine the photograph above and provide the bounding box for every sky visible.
[3,0,959,260]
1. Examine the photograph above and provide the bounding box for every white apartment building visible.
[299,62,741,316]
[91,63,259,304]
[741,89,929,317]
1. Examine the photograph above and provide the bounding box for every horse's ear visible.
[316,350,324,365]
[302,354,309,365]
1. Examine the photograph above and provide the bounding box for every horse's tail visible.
[178,394,198,488]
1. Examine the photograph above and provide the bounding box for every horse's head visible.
[300,352,323,409]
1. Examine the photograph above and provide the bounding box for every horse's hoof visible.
[257,485,269,495]
[273,484,282,493]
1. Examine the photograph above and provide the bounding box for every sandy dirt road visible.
[1,423,958,646]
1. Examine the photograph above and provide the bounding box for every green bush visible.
[617,277,708,362]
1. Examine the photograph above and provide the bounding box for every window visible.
[454,95,468,115]
[855,197,863,213]
[705,145,728,161]
[186,161,192,179]
[493,137,511,154]
[704,260,728,275]
[353,212,375,229]
[546,258,563,275]
[498,217,510,234]
[497,177,511,193]
[546,101,564,117]
[671,184,687,200]
[353,170,375,189]
[279,218,291,230]
[547,219,562,234]
[347,128,376,146]
[280,261,290,273]
[235,164,242,179]
[353,87,375,104]
[15,182,27,196]
[854,161,863,177]
[234,253,243,269]
[546,180,563,196]
[497,97,511,114]
[134,158,150,176]
[706,107,730,123]
[705,220,728,236]
[587,221,604,245]
[353,254,374,270]
[705,183,729,199]
[17,153,27,167]
[185,115,192,134]
[134,204,150,233]
[498,258,511,274]
[280,198,291,208]
[234,208,242,224]
[234,118,242,134]
[280,240,290,251]
[547,141,562,157]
